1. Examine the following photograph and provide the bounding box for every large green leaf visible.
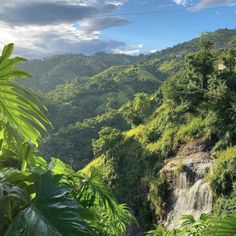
[0,177,28,235]
[0,44,50,147]
[5,172,97,236]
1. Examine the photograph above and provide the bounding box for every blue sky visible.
[103,0,236,54]
[0,0,235,57]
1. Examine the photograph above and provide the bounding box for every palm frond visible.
[0,44,50,147]
[209,214,236,236]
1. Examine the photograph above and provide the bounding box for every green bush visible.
[207,146,236,196]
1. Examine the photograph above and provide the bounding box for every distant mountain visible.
[20,52,144,92]
[148,28,236,60]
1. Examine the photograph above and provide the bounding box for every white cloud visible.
[150,49,157,53]
[192,0,236,10]
[80,17,129,32]
[112,44,144,56]
[172,0,189,6]
[0,22,125,58]
[137,44,144,49]
[0,0,128,57]
[112,48,140,56]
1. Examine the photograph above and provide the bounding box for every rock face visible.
[161,140,213,229]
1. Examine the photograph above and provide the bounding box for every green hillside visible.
[20,52,144,92]
[36,28,236,168]
[42,64,164,165]
[88,41,236,232]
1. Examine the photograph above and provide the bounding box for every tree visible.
[222,49,236,72]
[133,93,151,114]
[185,38,215,89]
[92,127,124,158]
[122,93,151,127]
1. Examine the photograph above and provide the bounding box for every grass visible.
[176,158,185,173]
[214,146,236,162]
[124,125,145,138]
[81,155,112,179]
[159,59,176,73]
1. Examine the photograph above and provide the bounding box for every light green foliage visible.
[81,155,112,179]
[146,225,177,236]
[92,127,124,158]
[147,213,236,236]
[159,60,177,73]
[222,48,236,72]
[91,36,236,231]
[213,197,236,216]
[122,92,152,126]
[0,44,50,146]
[138,102,212,158]
[176,158,184,173]
[207,146,236,196]
[180,213,212,236]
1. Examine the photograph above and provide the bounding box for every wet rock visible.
[161,140,213,229]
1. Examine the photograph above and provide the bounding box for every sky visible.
[0,0,235,58]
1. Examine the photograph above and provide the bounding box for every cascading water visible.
[161,141,213,229]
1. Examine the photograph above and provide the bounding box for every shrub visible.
[207,146,236,196]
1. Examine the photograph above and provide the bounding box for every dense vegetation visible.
[0,44,134,235]
[41,60,166,166]
[11,27,236,235]
[18,28,236,169]
[86,37,236,232]
[20,52,144,92]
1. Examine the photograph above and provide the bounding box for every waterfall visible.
[161,141,213,229]
[165,173,213,229]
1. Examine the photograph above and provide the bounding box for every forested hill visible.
[20,52,145,92]
[146,28,236,61]
[17,28,236,167]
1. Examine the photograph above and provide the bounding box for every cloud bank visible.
[112,44,144,56]
[0,0,129,57]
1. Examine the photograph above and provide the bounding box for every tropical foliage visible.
[0,44,133,235]
[11,28,236,234]
[88,37,236,233]
[147,213,236,236]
